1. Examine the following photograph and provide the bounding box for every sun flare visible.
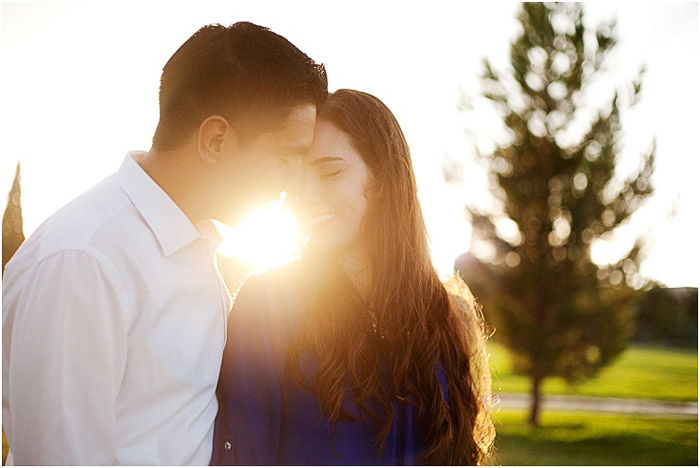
[216,193,301,272]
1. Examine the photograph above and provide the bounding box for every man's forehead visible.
[264,104,317,153]
[286,103,317,124]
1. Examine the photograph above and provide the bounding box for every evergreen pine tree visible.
[457,2,655,426]
[3,162,25,275]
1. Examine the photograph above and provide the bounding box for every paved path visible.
[495,392,698,418]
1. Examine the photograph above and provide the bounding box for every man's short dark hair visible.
[152,22,328,151]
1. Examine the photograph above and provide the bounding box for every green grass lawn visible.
[492,409,698,465]
[5,411,695,466]
[488,342,698,401]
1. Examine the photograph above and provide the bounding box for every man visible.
[2,22,327,465]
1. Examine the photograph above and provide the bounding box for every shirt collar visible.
[117,151,215,257]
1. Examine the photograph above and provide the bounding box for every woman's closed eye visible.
[308,156,347,179]
[320,169,343,179]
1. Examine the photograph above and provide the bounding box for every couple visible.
[2,22,493,465]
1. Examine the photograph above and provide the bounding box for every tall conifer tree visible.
[457,3,655,426]
[3,162,25,275]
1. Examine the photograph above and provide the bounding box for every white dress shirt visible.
[2,152,231,465]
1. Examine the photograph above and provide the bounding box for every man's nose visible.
[281,159,303,198]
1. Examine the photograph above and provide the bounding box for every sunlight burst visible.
[216,193,301,272]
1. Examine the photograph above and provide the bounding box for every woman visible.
[211,89,494,465]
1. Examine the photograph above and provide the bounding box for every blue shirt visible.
[210,266,447,465]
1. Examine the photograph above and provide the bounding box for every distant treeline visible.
[633,286,698,348]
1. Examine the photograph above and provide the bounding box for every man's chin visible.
[214,214,242,228]
[209,206,244,227]
[212,205,264,228]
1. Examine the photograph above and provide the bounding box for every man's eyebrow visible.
[310,157,345,166]
[280,144,311,156]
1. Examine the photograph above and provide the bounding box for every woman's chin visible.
[303,235,354,256]
[304,240,340,254]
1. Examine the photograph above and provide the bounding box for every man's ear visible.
[197,115,236,165]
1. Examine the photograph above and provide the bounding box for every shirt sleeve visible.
[5,249,129,465]
[210,275,283,465]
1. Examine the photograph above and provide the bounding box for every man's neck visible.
[135,149,207,226]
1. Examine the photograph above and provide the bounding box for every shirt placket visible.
[201,237,232,347]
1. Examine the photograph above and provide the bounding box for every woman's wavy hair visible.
[290,89,495,465]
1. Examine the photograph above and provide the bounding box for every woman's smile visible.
[309,212,338,225]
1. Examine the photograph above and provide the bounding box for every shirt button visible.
[224,441,232,451]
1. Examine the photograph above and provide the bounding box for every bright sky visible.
[1,1,698,287]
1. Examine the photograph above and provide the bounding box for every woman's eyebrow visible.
[310,157,345,166]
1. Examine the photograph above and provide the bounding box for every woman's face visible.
[299,120,373,253]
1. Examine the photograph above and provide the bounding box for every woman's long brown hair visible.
[289,89,495,465]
